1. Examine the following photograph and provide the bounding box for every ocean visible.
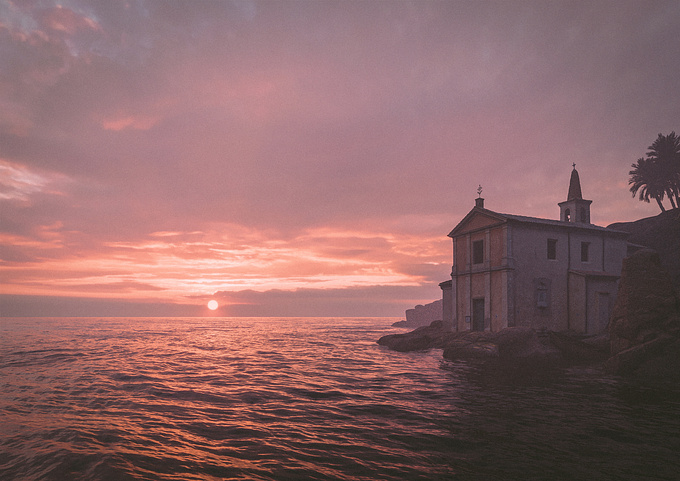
[1,317,679,480]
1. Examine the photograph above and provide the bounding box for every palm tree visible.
[629,157,667,212]
[646,131,680,209]
[629,132,680,212]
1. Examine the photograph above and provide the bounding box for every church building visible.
[439,167,629,334]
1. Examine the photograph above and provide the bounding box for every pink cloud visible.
[38,5,100,36]
[0,160,72,203]
[0,223,449,309]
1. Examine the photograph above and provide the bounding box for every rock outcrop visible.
[605,249,680,378]
[379,323,563,365]
[548,331,610,364]
[442,327,563,364]
[378,320,455,352]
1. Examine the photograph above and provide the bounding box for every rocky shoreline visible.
[378,322,607,364]
[379,249,680,382]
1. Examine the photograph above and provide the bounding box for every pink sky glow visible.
[1,1,678,317]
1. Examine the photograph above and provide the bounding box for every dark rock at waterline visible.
[605,334,680,378]
[377,320,456,352]
[442,336,499,359]
[605,249,680,379]
[548,331,610,364]
[379,322,566,365]
[443,327,563,364]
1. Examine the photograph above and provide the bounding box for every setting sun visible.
[207,300,218,310]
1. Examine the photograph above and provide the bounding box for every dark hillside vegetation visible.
[609,209,680,290]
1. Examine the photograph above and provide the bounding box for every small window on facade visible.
[547,239,557,260]
[472,240,484,264]
[580,208,587,223]
[564,208,571,222]
[581,242,590,262]
[535,278,551,313]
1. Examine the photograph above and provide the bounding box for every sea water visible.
[1,317,679,480]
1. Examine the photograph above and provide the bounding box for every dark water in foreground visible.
[1,317,679,480]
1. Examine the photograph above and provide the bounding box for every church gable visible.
[448,209,506,237]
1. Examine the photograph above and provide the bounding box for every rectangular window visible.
[547,239,557,260]
[581,242,590,262]
[472,240,484,264]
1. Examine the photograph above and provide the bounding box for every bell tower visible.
[558,164,592,224]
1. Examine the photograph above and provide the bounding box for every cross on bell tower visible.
[475,184,485,208]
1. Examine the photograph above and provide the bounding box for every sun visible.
[207,300,219,310]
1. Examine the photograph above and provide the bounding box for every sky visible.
[1,0,678,318]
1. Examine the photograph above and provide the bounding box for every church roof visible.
[448,206,629,237]
[566,166,583,201]
[499,211,621,232]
